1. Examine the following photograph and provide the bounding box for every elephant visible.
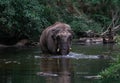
[39,22,73,55]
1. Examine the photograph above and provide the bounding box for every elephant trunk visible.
[57,43,70,55]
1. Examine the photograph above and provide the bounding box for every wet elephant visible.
[40,22,73,55]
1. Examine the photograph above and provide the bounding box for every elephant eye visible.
[52,35,56,40]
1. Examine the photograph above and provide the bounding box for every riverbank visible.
[0,39,39,48]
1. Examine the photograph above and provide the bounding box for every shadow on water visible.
[37,56,73,83]
[0,44,120,83]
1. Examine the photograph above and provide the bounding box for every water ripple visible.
[35,52,112,60]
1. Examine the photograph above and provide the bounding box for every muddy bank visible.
[0,39,39,48]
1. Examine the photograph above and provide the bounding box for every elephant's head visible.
[52,29,73,55]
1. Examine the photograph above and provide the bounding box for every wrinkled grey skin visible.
[40,22,73,55]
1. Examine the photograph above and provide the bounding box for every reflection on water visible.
[0,44,120,83]
[37,57,72,83]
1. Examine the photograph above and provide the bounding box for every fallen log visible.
[101,24,120,36]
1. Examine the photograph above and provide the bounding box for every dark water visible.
[0,44,120,83]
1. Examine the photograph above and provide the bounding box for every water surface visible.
[0,44,119,83]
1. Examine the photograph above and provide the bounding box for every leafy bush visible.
[0,0,56,42]
[0,0,120,43]
[100,64,120,80]
[70,15,102,38]
[100,55,120,80]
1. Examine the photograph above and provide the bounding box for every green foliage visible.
[84,0,101,4]
[0,0,120,42]
[100,64,120,80]
[99,35,120,81]
[114,35,120,45]
[0,0,56,41]
[100,54,120,80]
[70,15,102,37]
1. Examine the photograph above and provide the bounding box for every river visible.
[0,43,120,83]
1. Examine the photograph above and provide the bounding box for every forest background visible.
[0,0,120,44]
